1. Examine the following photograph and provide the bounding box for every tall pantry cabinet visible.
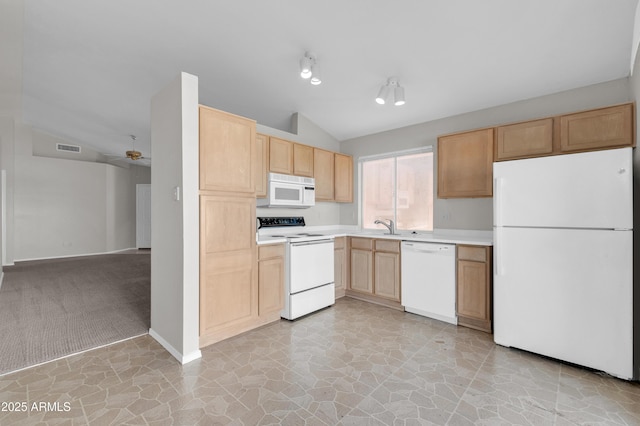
[198,105,258,347]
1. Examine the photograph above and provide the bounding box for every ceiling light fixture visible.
[376,77,405,106]
[300,54,312,79]
[300,51,321,85]
[126,134,143,160]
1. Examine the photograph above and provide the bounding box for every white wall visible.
[0,118,15,268]
[31,129,108,163]
[0,0,23,119]
[15,155,107,260]
[149,72,200,364]
[0,0,24,271]
[339,78,632,230]
[627,43,640,380]
[12,126,150,261]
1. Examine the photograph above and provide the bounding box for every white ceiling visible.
[21,0,639,162]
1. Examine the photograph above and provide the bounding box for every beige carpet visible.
[0,252,150,375]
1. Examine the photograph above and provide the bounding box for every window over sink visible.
[360,148,433,232]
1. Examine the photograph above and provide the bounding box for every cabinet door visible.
[437,128,493,198]
[374,251,400,301]
[334,153,353,203]
[314,148,335,201]
[293,143,314,177]
[495,118,553,161]
[334,237,347,293]
[255,133,269,198]
[199,106,256,193]
[350,249,373,294]
[258,256,284,316]
[457,259,488,320]
[269,137,293,174]
[200,195,257,337]
[560,103,634,152]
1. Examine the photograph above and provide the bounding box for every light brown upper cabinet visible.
[313,148,335,201]
[255,133,269,198]
[334,153,354,203]
[269,137,293,174]
[437,128,493,198]
[199,106,256,193]
[559,103,634,153]
[293,143,314,177]
[495,118,554,161]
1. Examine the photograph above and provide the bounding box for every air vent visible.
[56,143,81,153]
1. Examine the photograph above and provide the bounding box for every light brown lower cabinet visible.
[456,245,492,333]
[373,240,400,301]
[199,227,284,347]
[347,237,402,309]
[334,237,347,298]
[199,194,257,347]
[350,247,373,294]
[258,244,285,316]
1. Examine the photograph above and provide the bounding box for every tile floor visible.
[1,297,639,425]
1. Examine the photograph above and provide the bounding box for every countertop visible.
[257,226,493,246]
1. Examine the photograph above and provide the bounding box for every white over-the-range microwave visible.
[257,173,315,208]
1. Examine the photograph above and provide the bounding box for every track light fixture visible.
[376,77,405,106]
[300,51,321,85]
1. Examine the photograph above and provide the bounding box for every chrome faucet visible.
[374,219,395,235]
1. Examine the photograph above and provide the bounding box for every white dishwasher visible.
[401,241,457,325]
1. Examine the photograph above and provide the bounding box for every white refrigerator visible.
[493,147,635,380]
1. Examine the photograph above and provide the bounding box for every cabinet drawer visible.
[350,237,373,250]
[334,236,346,249]
[258,244,285,260]
[457,245,487,262]
[374,239,400,253]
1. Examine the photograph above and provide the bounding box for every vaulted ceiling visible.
[20,0,639,162]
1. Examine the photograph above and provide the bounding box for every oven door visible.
[289,239,334,293]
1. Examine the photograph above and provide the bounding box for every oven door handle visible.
[290,239,333,247]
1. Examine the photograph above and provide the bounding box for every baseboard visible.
[149,328,202,365]
[13,247,139,263]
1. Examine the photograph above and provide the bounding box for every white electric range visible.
[257,217,335,320]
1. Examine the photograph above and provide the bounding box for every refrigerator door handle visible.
[495,227,505,276]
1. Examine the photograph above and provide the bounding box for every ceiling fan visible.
[125,135,149,161]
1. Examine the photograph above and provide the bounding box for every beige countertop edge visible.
[257,230,493,246]
[256,237,288,245]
